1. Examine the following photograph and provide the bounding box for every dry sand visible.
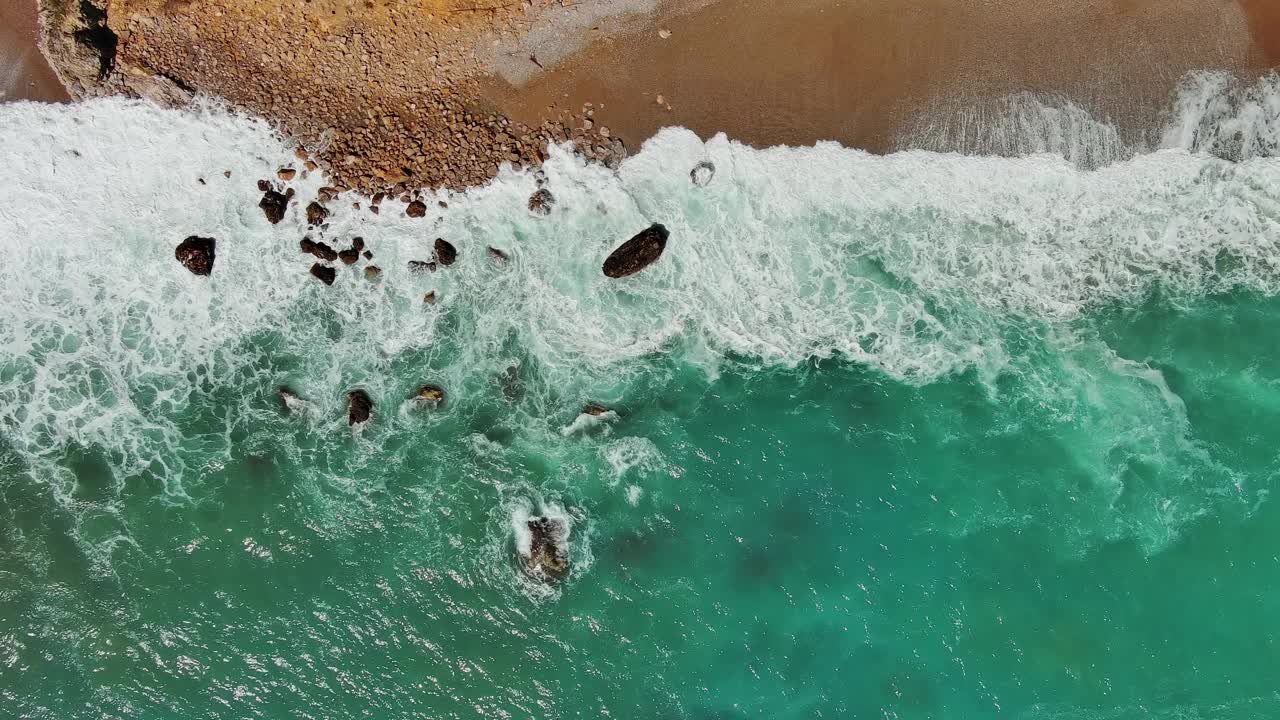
[484,0,1276,154]
[0,0,69,103]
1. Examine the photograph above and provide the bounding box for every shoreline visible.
[11,0,1280,190]
[0,0,70,103]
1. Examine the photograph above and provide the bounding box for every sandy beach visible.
[18,0,1280,186]
[484,0,1273,155]
[0,0,69,103]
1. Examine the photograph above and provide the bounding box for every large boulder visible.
[434,238,458,266]
[300,237,338,262]
[305,201,329,226]
[259,190,288,224]
[525,516,570,579]
[348,389,373,426]
[309,263,336,285]
[174,235,216,275]
[603,224,669,278]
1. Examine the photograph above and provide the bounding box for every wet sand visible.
[483,0,1273,154]
[1,0,69,103]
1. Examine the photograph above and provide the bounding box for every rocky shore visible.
[37,0,627,193]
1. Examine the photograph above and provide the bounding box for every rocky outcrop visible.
[434,238,458,266]
[528,188,554,216]
[603,223,669,278]
[525,516,570,579]
[309,263,335,285]
[305,201,329,226]
[348,389,373,426]
[174,235,215,275]
[415,384,445,407]
[259,190,289,224]
[300,237,338,262]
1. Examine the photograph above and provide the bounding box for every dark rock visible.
[408,260,437,274]
[434,238,457,266]
[351,237,365,252]
[259,190,288,224]
[406,200,427,218]
[528,188,554,216]
[257,179,271,192]
[175,235,216,275]
[362,250,373,260]
[338,248,359,265]
[415,384,445,406]
[300,237,338,262]
[525,516,570,579]
[305,202,329,226]
[583,403,610,416]
[423,291,437,305]
[348,389,373,426]
[488,246,510,262]
[309,263,336,285]
[364,266,382,280]
[603,224,669,278]
[691,161,715,187]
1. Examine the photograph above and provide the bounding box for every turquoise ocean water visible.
[2,73,1280,718]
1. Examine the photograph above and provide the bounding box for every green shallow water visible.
[3,290,1279,719]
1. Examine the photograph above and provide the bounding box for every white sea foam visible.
[0,73,1277,497]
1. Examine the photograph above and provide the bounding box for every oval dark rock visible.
[175,235,216,275]
[434,238,458,266]
[528,188,554,216]
[603,223,669,278]
[259,190,288,224]
[338,248,359,265]
[347,389,373,426]
[405,200,427,218]
[309,263,336,285]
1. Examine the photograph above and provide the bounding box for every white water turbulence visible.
[0,71,1278,507]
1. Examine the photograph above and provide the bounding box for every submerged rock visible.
[305,201,329,226]
[259,190,288,224]
[528,188,554,216]
[364,265,382,280]
[423,290,437,305]
[408,260,437,274]
[690,160,715,187]
[309,263,335,285]
[434,238,458,266]
[405,200,427,218]
[174,235,215,275]
[583,403,610,416]
[415,384,445,407]
[525,516,570,579]
[278,386,307,415]
[488,246,510,263]
[603,223,669,278]
[347,389,373,426]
